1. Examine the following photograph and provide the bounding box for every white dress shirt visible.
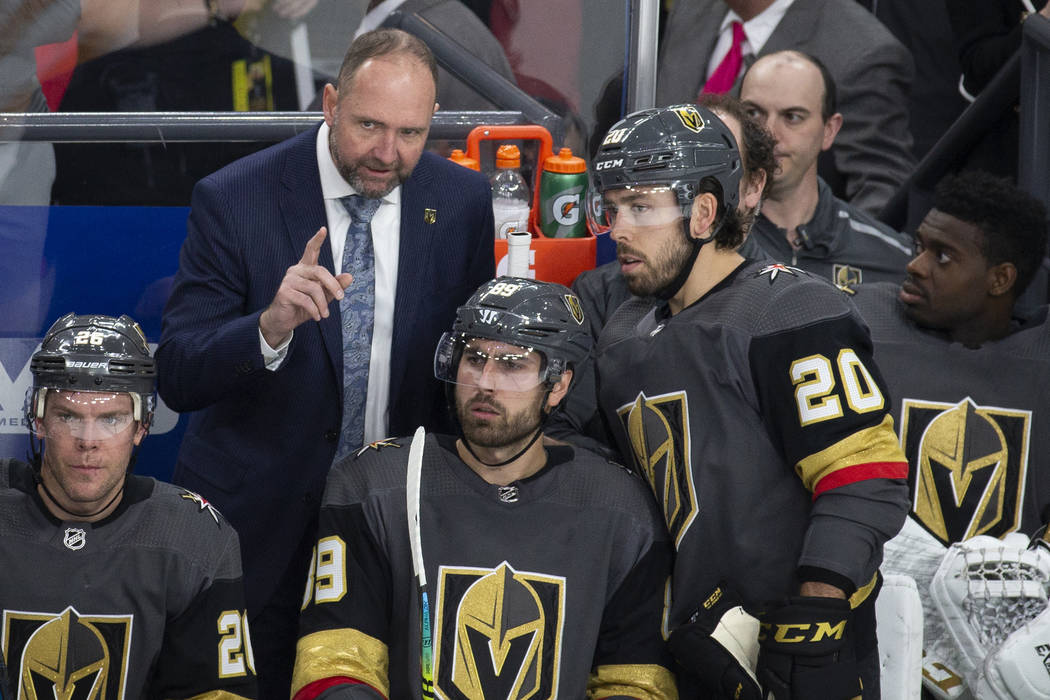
[260,122,400,444]
[706,0,796,79]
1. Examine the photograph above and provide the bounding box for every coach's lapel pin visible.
[424,208,437,224]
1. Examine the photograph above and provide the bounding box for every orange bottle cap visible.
[495,144,522,168]
[543,147,586,174]
[448,148,480,171]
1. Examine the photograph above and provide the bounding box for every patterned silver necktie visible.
[335,194,381,460]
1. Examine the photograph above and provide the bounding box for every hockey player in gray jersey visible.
[851,171,1050,698]
[589,104,910,699]
[292,278,677,700]
[0,313,256,700]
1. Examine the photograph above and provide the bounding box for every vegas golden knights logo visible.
[562,295,584,325]
[672,106,705,133]
[832,264,862,288]
[3,606,133,699]
[900,397,1031,545]
[433,562,565,699]
[617,391,698,548]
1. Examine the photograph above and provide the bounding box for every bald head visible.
[740,50,842,197]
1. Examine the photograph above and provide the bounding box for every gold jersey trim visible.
[588,663,679,699]
[291,629,389,698]
[795,415,906,493]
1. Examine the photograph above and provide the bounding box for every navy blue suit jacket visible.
[156,126,494,612]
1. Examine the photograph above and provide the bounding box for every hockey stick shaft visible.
[406,426,434,698]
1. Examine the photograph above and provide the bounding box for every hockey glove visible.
[756,596,861,700]
[667,582,765,700]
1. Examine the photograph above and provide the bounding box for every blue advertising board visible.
[0,204,191,482]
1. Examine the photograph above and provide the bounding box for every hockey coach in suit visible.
[157,28,494,699]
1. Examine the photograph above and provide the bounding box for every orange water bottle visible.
[447,148,480,171]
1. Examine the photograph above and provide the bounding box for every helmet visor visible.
[33,390,138,440]
[592,184,687,234]
[434,333,547,392]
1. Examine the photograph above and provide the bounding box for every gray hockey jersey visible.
[595,261,909,626]
[853,282,1050,543]
[0,459,256,699]
[293,434,677,700]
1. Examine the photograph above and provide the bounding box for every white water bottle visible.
[491,144,531,239]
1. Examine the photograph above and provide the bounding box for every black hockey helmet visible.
[434,277,591,389]
[588,103,743,228]
[26,313,157,428]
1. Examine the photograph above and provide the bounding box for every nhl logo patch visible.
[63,527,86,551]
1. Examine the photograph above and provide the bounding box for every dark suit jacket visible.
[156,126,494,612]
[656,0,916,216]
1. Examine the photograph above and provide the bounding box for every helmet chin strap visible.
[456,384,559,469]
[35,471,127,520]
[654,213,723,301]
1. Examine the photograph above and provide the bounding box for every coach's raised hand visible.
[259,227,354,348]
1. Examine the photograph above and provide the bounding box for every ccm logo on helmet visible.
[759,620,846,643]
[595,159,623,171]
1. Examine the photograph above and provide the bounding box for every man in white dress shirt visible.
[157,28,494,700]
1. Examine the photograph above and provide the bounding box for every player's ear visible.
[545,370,573,410]
[987,261,1018,298]
[689,192,719,240]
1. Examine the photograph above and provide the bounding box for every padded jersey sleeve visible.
[293,465,395,700]
[748,301,909,590]
[149,508,258,699]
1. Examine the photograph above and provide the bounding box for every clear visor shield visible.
[434,333,547,392]
[591,184,688,236]
[28,389,138,440]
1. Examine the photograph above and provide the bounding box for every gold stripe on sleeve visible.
[588,663,679,700]
[795,415,906,493]
[291,628,389,698]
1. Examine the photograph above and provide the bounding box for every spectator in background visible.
[656,0,916,217]
[156,29,493,699]
[53,0,317,205]
[851,170,1050,696]
[741,50,914,287]
[854,0,969,162]
[946,0,1050,179]
[352,0,516,111]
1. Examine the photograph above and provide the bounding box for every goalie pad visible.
[972,603,1050,700]
[930,533,1050,687]
[876,573,924,699]
[668,582,765,700]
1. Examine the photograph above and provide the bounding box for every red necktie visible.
[702,21,747,95]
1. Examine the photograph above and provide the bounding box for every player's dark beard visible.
[618,225,694,298]
[328,127,407,199]
[456,390,544,450]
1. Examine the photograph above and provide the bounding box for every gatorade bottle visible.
[539,147,588,238]
[490,144,532,239]
[448,148,480,171]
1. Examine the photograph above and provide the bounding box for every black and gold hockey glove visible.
[756,596,861,700]
[668,582,765,700]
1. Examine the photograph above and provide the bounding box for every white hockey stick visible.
[406,426,434,698]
